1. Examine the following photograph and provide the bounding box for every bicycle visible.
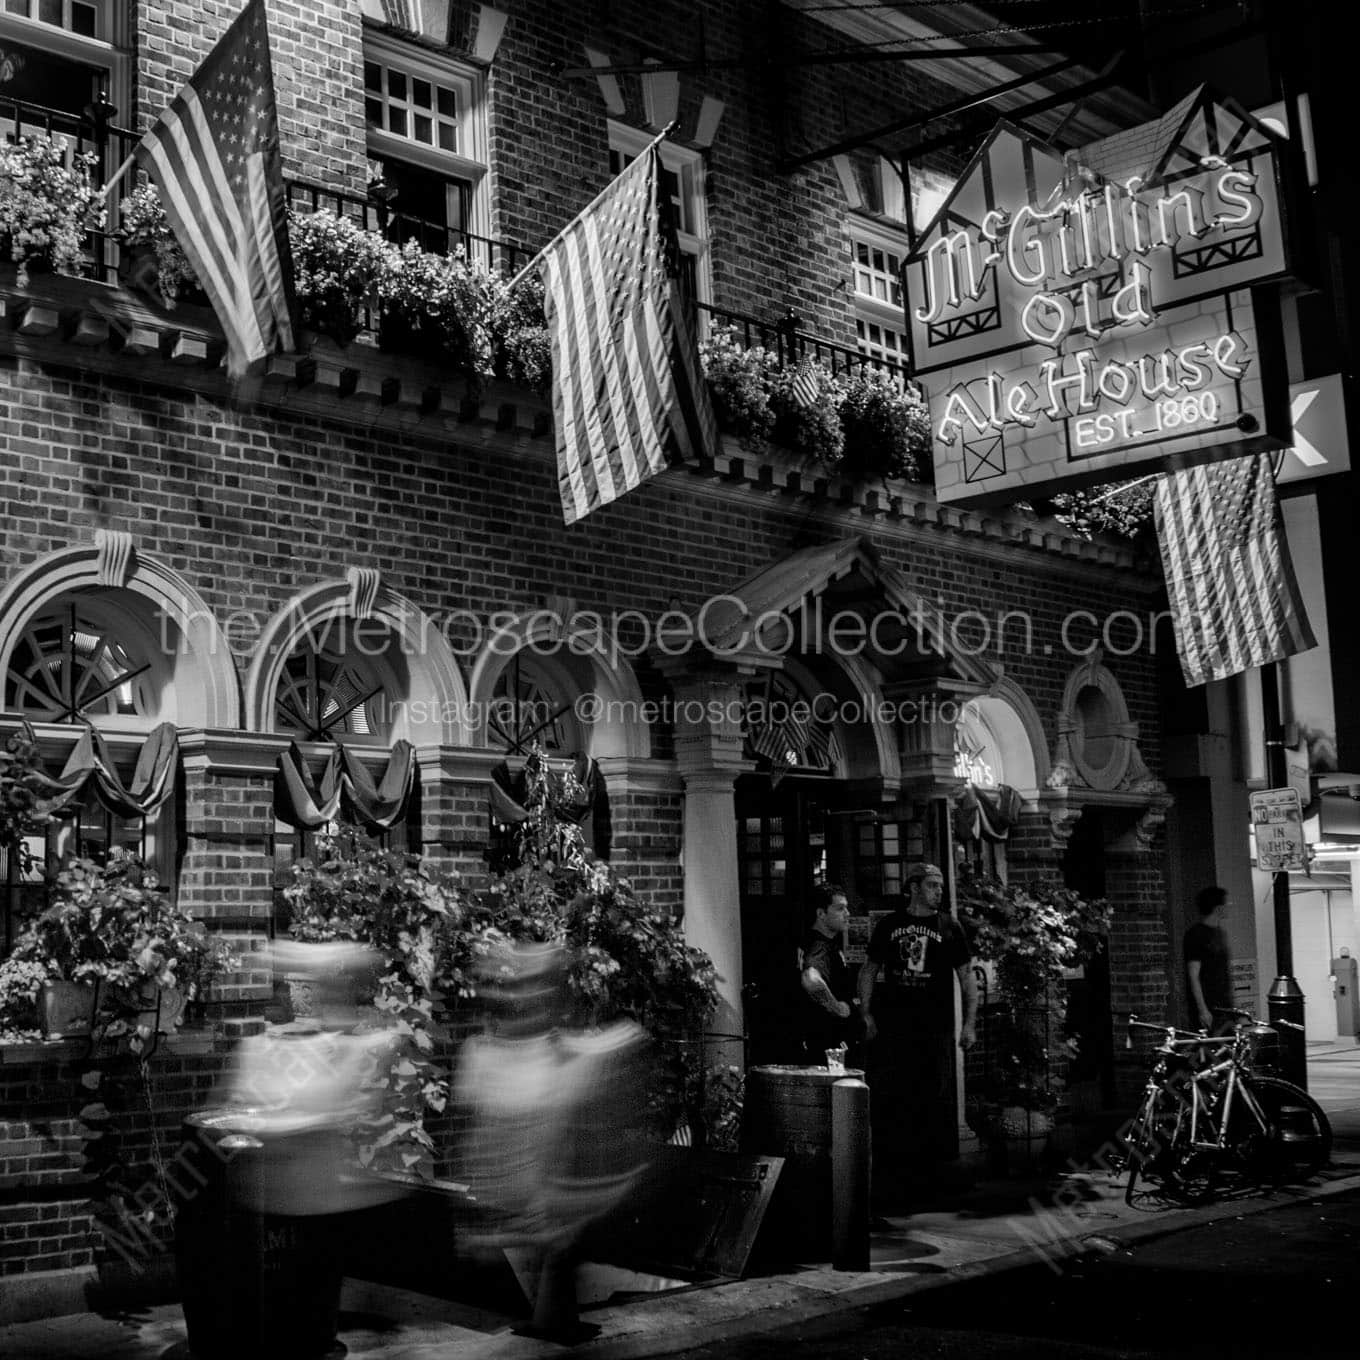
[1119,1013,1331,1205]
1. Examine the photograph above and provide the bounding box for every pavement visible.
[2,1041,1358,1360]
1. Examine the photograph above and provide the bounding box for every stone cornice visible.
[593,755,683,796]
[1,268,1157,588]
[177,729,290,777]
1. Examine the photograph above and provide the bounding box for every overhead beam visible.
[554,42,1072,80]
[778,51,1087,170]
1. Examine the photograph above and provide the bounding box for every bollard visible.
[831,1077,870,1271]
[1268,977,1308,1089]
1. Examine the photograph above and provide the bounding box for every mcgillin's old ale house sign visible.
[905,88,1297,504]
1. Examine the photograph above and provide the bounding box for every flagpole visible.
[98,150,137,202]
[504,120,679,294]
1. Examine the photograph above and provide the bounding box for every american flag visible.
[133,0,296,378]
[538,140,719,524]
[1154,451,1315,688]
[789,360,821,410]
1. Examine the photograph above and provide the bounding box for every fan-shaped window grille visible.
[5,603,152,722]
[490,654,573,755]
[273,624,394,743]
[743,672,840,774]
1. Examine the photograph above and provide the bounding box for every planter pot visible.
[38,980,99,1038]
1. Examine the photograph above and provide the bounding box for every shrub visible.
[289,207,399,346]
[698,325,778,448]
[0,134,104,286]
[116,179,200,303]
[836,366,933,483]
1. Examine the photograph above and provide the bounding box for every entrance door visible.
[735,778,828,1065]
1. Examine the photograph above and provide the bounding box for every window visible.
[363,31,487,263]
[848,221,910,378]
[3,590,177,941]
[273,620,397,745]
[608,121,709,309]
[0,0,123,130]
[490,653,580,756]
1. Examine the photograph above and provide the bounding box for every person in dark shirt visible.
[1185,885,1234,1032]
[858,862,977,1208]
[799,884,859,1063]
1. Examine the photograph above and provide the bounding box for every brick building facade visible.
[0,0,1177,1310]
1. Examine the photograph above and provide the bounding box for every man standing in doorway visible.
[1185,886,1234,1033]
[799,884,860,1064]
[858,862,977,1209]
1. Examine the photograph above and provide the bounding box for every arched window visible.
[269,617,420,891]
[272,618,397,744]
[488,652,582,756]
[742,670,841,775]
[2,590,179,943]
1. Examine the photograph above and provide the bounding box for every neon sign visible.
[904,92,1293,506]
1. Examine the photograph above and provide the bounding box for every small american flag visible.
[1154,452,1315,688]
[789,360,820,410]
[538,140,719,524]
[133,0,296,378]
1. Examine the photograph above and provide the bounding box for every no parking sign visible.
[1250,787,1307,872]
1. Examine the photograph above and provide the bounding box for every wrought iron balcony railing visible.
[3,94,913,391]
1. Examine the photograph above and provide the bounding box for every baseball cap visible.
[906,862,944,882]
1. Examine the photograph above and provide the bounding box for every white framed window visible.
[608,120,710,307]
[363,31,489,259]
[848,218,911,376]
[0,1,126,126]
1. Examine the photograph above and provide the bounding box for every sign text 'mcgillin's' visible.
[919,166,1265,446]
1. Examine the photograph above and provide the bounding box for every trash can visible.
[175,1109,347,1360]
[742,1064,864,1260]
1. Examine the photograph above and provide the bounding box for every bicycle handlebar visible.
[1212,1006,1305,1032]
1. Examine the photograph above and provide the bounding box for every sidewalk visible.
[3,1042,1358,1360]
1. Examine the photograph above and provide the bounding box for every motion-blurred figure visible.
[453,939,658,1339]
[221,939,401,1215]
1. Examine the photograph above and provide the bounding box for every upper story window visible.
[848,218,910,377]
[363,30,488,262]
[608,121,709,307]
[0,0,123,126]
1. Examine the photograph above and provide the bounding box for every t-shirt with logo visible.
[866,909,971,1035]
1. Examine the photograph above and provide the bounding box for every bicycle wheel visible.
[1232,1076,1332,1184]
[1122,1084,1185,1203]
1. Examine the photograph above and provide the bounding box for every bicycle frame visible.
[1183,1052,1271,1152]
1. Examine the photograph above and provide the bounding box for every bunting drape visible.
[489,752,599,826]
[34,722,180,819]
[956,784,1023,843]
[274,741,416,832]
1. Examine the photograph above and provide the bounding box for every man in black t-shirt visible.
[858,863,977,1207]
[1185,885,1234,1032]
[799,884,859,1063]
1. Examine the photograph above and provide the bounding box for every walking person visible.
[858,862,977,1209]
[798,884,860,1065]
[1185,885,1235,1033]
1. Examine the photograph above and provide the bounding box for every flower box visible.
[37,979,98,1038]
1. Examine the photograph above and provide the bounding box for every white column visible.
[680,770,744,1066]
[662,664,755,1071]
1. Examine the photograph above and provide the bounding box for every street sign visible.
[1277,374,1350,485]
[1250,787,1308,871]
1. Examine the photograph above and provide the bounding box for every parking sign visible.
[1250,788,1307,872]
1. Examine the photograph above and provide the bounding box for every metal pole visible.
[1261,662,1307,1087]
[831,1077,870,1271]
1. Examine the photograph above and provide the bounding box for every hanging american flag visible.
[789,359,821,410]
[1154,451,1315,688]
[536,138,719,524]
[133,0,296,378]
